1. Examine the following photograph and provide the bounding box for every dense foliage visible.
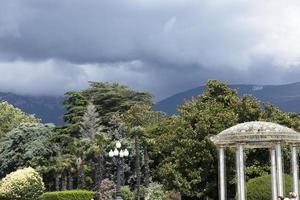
[0,102,39,138]
[0,80,299,200]
[53,82,154,193]
[94,178,115,200]
[83,82,153,126]
[247,174,294,200]
[0,167,44,200]
[143,182,166,200]
[62,82,153,137]
[0,123,59,181]
[121,186,134,200]
[151,80,300,199]
[152,81,239,199]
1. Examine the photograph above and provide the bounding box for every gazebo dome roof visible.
[211,121,300,148]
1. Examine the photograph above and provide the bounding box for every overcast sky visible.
[1,0,300,99]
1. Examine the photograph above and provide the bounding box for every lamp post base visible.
[116,196,123,200]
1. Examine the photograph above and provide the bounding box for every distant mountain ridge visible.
[155,82,300,115]
[1,82,300,124]
[0,92,65,124]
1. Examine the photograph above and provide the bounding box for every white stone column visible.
[291,145,299,200]
[276,143,284,196]
[236,148,241,199]
[270,149,277,200]
[219,147,226,200]
[236,145,246,200]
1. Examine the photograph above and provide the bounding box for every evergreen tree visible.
[78,102,106,189]
[122,104,167,199]
[79,103,102,138]
[83,82,153,127]
[0,123,59,184]
[63,91,89,137]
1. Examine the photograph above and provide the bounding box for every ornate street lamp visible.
[109,141,129,200]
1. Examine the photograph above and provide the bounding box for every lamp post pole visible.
[109,141,129,200]
[115,156,122,200]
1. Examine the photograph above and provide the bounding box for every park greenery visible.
[0,167,45,200]
[0,80,299,199]
[246,174,295,200]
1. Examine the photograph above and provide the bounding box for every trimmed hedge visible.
[40,190,95,200]
[40,187,134,200]
[247,174,297,200]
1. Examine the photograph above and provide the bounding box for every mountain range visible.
[1,82,300,124]
[155,82,300,115]
[0,92,65,124]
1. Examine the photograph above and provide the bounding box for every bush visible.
[95,179,115,200]
[144,183,166,200]
[0,167,45,200]
[40,190,95,200]
[164,191,181,200]
[247,174,296,200]
[41,186,133,200]
[121,186,134,200]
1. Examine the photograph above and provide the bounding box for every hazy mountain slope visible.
[155,82,300,114]
[1,82,300,124]
[0,92,65,124]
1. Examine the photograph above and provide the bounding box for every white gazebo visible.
[211,121,300,200]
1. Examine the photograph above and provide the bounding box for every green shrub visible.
[41,186,133,200]
[121,186,134,200]
[95,179,115,200]
[0,167,45,200]
[247,174,296,200]
[40,190,95,200]
[144,183,166,200]
[164,191,181,200]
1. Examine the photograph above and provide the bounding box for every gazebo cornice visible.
[211,121,300,148]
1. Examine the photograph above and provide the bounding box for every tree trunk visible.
[61,172,68,191]
[135,136,141,200]
[144,147,150,187]
[68,170,74,190]
[78,155,86,189]
[94,151,104,190]
[100,153,105,180]
[94,159,100,189]
[55,174,61,191]
[93,160,99,189]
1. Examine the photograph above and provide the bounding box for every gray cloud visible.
[1,0,300,99]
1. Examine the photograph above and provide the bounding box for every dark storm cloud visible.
[1,0,300,98]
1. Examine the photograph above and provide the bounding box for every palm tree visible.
[129,126,145,200]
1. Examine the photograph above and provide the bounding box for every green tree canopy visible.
[84,82,153,126]
[0,123,59,178]
[62,91,89,137]
[62,82,153,138]
[59,82,154,192]
[0,102,39,138]
[152,80,300,199]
